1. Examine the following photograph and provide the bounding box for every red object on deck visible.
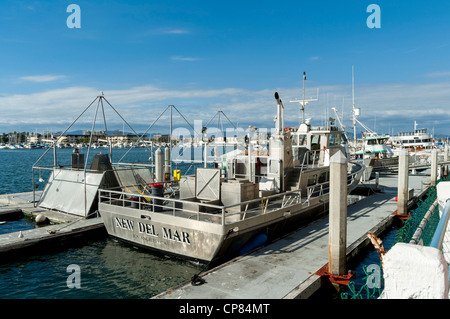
[315,264,355,286]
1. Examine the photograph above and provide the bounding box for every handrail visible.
[98,158,365,225]
[409,199,439,245]
[430,199,450,250]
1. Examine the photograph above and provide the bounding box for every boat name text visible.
[114,217,190,244]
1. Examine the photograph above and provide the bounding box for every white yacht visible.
[389,121,435,154]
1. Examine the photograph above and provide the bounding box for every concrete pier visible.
[154,173,429,299]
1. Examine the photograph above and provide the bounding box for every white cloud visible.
[171,56,200,62]
[141,28,190,37]
[0,81,449,135]
[20,75,66,83]
[426,71,450,78]
[163,29,190,34]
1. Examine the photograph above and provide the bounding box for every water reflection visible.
[0,238,202,299]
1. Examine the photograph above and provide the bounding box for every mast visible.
[302,72,306,124]
[289,71,318,124]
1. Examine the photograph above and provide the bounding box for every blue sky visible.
[1,1,450,137]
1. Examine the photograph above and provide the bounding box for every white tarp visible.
[39,168,105,217]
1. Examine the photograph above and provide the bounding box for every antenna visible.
[290,72,319,124]
[351,66,360,146]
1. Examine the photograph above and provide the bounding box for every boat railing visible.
[430,199,450,250]
[98,185,312,226]
[98,158,365,226]
[98,162,364,226]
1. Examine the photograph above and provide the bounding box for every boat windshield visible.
[297,134,307,146]
[329,134,341,146]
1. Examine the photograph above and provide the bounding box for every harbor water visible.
[0,147,395,299]
[0,147,204,299]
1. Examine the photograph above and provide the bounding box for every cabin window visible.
[297,134,307,146]
[311,135,321,150]
[307,174,317,186]
[329,134,335,146]
[335,134,341,145]
[318,172,327,184]
[329,134,341,146]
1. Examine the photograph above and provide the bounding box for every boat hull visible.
[99,197,329,265]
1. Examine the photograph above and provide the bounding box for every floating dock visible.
[154,173,430,299]
[0,191,106,257]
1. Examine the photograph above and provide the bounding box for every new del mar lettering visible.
[114,217,191,244]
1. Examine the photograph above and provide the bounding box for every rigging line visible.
[84,97,101,171]
[32,95,99,168]
[117,104,170,163]
[172,105,201,135]
[204,111,219,128]
[99,97,112,162]
[103,96,168,162]
[217,111,221,133]
[220,110,237,129]
[84,97,101,216]
[102,96,142,138]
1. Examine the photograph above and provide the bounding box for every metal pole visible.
[32,167,36,207]
[99,96,112,164]
[169,104,173,174]
[397,149,409,216]
[204,142,208,168]
[329,150,348,276]
[222,207,226,226]
[248,129,252,182]
[430,200,450,250]
[84,97,101,217]
[410,198,439,244]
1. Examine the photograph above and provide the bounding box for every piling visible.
[397,150,409,216]
[445,146,449,177]
[328,150,348,277]
[431,149,438,186]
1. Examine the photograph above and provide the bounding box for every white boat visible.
[388,121,435,155]
[354,132,393,160]
[98,91,365,264]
